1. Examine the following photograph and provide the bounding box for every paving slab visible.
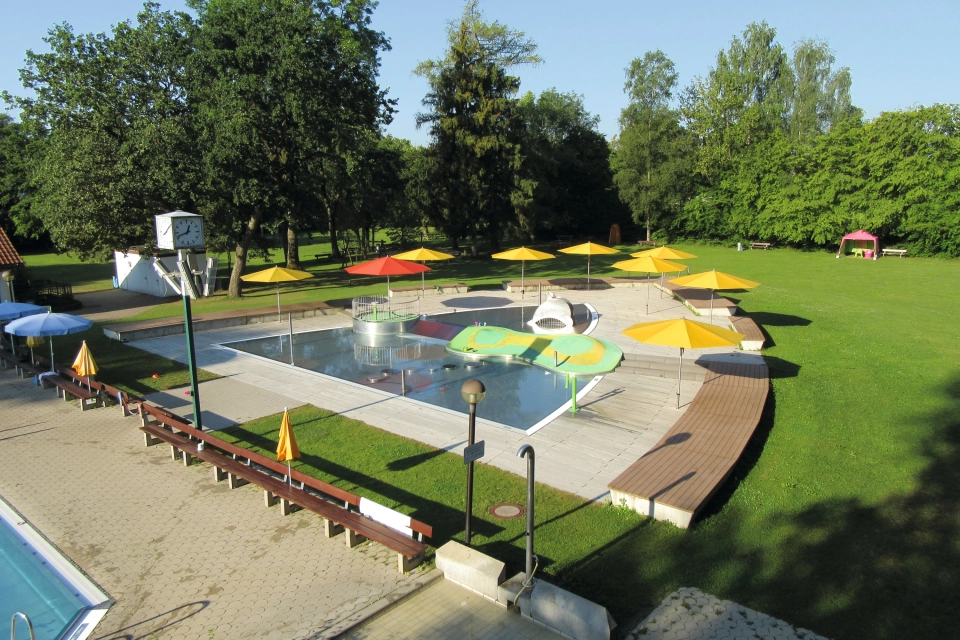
[340,578,562,640]
[144,376,305,430]
[625,588,829,640]
[0,372,425,640]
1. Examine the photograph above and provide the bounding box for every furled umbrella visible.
[669,269,760,323]
[0,302,45,354]
[491,247,555,298]
[612,256,687,315]
[240,266,314,322]
[276,407,300,487]
[392,247,455,298]
[558,242,620,290]
[345,256,431,295]
[72,340,98,391]
[622,318,744,408]
[631,247,698,298]
[4,312,93,372]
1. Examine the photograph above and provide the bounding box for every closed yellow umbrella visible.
[26,335,44,366]
[72,340,98,391]
[622,318,744,408]
[241,266,313,322]
[559,242,619,290]
[491,247,555,298]
[669,269,760,322]
[393,248,455,297]
[613,256,687,316]
[276,407,300,487]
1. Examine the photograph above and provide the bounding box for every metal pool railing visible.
[352,296,420,323]
[354,342,422,367]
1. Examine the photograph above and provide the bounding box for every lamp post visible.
[461,379,486,545]
[517,444,536,583]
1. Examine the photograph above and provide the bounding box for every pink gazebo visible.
[837,230,879,260]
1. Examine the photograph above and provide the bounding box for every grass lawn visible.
[207,245,959,640]
[216,405,645,578]
[25,323,219,396]
[21,252,117,293]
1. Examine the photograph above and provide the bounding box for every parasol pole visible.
[422,263,425,299]
[521,260,525,298]
[288,460,292,488]
[677,347,684,409]
[277,284,282,323]
[49,339,55,372]
[646,272,651,315]
[587,254,591,291]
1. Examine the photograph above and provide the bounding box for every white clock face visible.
[174,218,203,248]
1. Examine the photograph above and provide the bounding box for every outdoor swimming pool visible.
[223,306,601,432]
[0,497,110,640]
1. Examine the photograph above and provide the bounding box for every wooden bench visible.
[313,253,333,262]
[389,282,468,298]
[608,360,769,528]
[137,402,431,572]
[39,374,101,410]
[749,242,772,250]
[881,248,907,258]
[660,282,739,316]
[730,316,765,351]
[637,240,657,247]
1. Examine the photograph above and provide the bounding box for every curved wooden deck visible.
[607,358,769,528]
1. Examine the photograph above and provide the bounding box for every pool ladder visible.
[10,612,35,640]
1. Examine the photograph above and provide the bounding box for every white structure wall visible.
[114,250,212,298]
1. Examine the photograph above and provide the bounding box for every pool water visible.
[225,307,594,431]
[0,517,87,639]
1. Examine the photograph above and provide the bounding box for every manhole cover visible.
[489,503,525,519]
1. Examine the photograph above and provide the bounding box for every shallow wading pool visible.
[222,306,601,433]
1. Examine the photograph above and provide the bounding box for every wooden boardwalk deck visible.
[607,359,769,528]
[659,282,739,316]
[502,276,656,292]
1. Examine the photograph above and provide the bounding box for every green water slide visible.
[446,326,624,375]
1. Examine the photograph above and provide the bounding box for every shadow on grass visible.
[762,356,801,379]
[560,375,960,639]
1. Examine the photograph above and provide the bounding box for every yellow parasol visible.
[669,269,760,322]
[613,256,687,316]
[631,247,697,298]
[26,335,44,366]
[241,266,313,322]
[622,318,744,408]
[72,340,99,391]
[559,242,619,290]
[491,247,555,298]
[276,407,300,487]
[392,247,455,298]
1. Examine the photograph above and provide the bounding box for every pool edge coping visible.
[0,493,113,640]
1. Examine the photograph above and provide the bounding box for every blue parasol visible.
[0,302,46,354]
[5,312,94,371]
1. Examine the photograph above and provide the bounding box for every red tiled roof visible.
[0,228,24,268]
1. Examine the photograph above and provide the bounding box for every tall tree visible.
[787,39,857,143]
[6,5,199,259]
[415,0,539,253]
[515,88,622,239]
[612,51,691,240]
[189,0,391,296]
[0,114,40,241]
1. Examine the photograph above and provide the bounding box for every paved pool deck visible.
[127,288,762,502]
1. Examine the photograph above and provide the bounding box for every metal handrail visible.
[351,296,420,322]
[11,612,36,640]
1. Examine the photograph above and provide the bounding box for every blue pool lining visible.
[0,494,113,640]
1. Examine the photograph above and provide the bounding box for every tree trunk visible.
[229,207,264,298]
[279,219,290,265]
[286,224,300,269]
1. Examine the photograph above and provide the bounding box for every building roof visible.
[0,228,24,269]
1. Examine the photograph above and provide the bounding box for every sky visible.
[3,0,959,145]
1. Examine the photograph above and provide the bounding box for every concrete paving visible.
[144,375,306,430]
[625,588,829,640]
[0,373,428,640]
[127,288,762,502]
[340,579,561,640]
